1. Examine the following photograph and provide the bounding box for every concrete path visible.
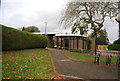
[48,48,118,80]
[100,52,120,56]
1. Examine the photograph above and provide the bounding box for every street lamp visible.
[116,13,120,39]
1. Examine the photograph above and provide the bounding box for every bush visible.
[2,25,48,51]
[108,44,120,51]
[108,39,120,51]
[69,48,90,53]
[82,49,90,53]
[69,49,81,52]
[113,39,120,44]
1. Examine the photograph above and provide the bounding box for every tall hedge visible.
[2,25,48,51]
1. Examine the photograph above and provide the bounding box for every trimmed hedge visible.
[2,25,48,51]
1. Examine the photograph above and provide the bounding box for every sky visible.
[0,0,119,43]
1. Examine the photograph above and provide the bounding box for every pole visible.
[94,27,97,55]
[118,1,120,39]
[45,22,47,36]
[95,34,97,55]
[118,21,120,39]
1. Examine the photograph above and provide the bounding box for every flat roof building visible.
[33,32,88,50]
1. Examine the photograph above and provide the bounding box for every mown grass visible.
[112,70,120,75]
[62,51,118,64]
[104,50,120,52]
[2,48,56,79]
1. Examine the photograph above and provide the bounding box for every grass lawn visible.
[104,50,120,52]
[62,51,118,64]
[2,48,56,79]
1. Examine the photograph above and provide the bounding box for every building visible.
[33,32,88,50]
[97,45,108,50]
[55,34,87,50]
[33,32,56,48]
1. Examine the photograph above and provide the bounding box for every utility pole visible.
[45,22,47,36]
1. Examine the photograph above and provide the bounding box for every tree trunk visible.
[90,37,95,54]
[115,1,120,39]
[90,35,97,55]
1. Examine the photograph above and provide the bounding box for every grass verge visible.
[2,48,56,79]
[112,70,120,75]
[104,50,120,53]
[62,51,118,64]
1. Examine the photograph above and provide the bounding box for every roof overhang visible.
[55,34,82,37]
[33,32,57,35]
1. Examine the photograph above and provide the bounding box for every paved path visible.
[97,51,120,56]
[48,48,118,80]
[100,52,120,56]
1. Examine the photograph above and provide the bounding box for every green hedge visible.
[108,44,120,51]
[2,25,48,51]
[113,38,120,44]
[108,39,120,51]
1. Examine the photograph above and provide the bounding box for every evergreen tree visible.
[22,26,25,31]
[96,29,109,45]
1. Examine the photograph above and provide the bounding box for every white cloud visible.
[0,0,119,43]
[104,18,118,43]
[0,0,67,29]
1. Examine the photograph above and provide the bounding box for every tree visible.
[108,39,120,51]
[23,26,40,32]
[60,1,118,54]
[71,22,88,36]
[22,26,25,31]
[113,38,120,44]
[96,29,109,45]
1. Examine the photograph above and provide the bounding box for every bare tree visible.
[60,1,118,54]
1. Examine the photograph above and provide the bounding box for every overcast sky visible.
[0,0,119,43]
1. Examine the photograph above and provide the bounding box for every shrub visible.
[108,39,120,51]
[113,39,120,44]
[108,44,120,51]
[69,48,90,53]
[82,49,90,53]
[2,25,48,51]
